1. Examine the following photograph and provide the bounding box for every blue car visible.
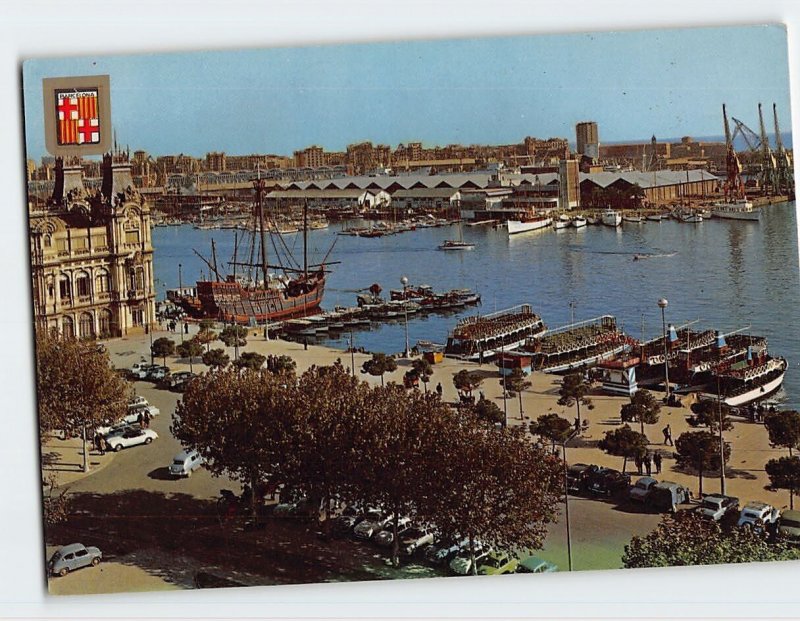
[48,543,102,577]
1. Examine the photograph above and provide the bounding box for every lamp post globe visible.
[657,298,668,309]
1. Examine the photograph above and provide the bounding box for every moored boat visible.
[645,213,663,222]
[622,214,643,223]
[571,215,587,228]
[507,215,553,235]
[553,214,571,229]
[711,199,761,221]
[601,208,622,227]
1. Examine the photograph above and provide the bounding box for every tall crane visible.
[773,103,795,197]
[757,103,778,195]
[721,104,746,202]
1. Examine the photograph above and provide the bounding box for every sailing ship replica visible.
[175,179,332,324]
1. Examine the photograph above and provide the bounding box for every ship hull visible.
[537,343,628,374]
[723,370,786,407]
[507,218,552,235]
[186,273,326,324]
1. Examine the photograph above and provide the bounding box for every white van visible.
[169,449,203,477]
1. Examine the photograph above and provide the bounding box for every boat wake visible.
[632,252,678,261]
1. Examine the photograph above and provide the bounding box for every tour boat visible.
[571,215,587,228]
[601,209,622,227]
[444,304,547,362]
[715,357,788,407]
[507,215,553,235]
[711,199,761,222]
[516,315,631,374]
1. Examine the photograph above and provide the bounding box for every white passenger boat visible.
[716,357,788,407]
[711,199,761,222]
[507,216,553,235]
[601,209,622,227]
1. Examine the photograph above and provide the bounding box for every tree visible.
[453,369,483,401]
[172,368,296,521]
[623,511,800,568]
[764,410,800,457]
[411,358,433,393]
[620,389,661,436]
[766,456,800,510]
[504,368,532,421]
[557,372,592,430]
[675,431,730,496]
[598,425,648,474]
[35,332,131,472]
[199,319,216,333]
[151,336,176,366]
[202,348,230,371]
[233,351,266,372]
[220,324,247,348]
[689,399,734,432]
[361,352,397,387]
[196,326,218,352]
[530,413,573,450]
[424,421,563,575]
[271,354,297,377]
[176,338,204,373]
[473,399,504,427]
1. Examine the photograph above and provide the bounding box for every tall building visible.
[205,151,227,172]
[576,122,600,159]
[559,159,580,209]
[29,153,156,339]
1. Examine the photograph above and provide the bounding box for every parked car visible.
[449,542,491,575]
[168,371,197,391]
[737,502,780,532]
[105,428,158,451]
[329,505,368,536]
[424,537,470,566]
[128,399,160,417]
[478,551,519,575]
[96,421,137,437]
[566,463,597,494]
[353,510,393,540]
[628,476,659,503]
[647,481,691,513]
[587,467,631,497]
[128,395,148,409]
[697,494,740,521]
[776,509,800,544]
[399,525,436,555]
[48,543,102,577]
[144,365,170,381]
[374,517,413,547]
[169,449,204,477]
[130,363,157,379]
[516,555,558,573]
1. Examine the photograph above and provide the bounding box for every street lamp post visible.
[717,373,727,495]
[569,300,577,325]
[657,298,671,401]
[350,329,356,378]
[178,263,182,291]
[401,275,410,357]
[562,429,578,572]
[500,340,508,428]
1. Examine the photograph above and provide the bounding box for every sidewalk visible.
[42,433,115,488]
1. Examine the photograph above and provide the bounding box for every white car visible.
[399,525,436,555]
[128,403,160,419]
[169,449,204,477]
[353,510,393,540]
[129,395,148,408]
[130,363,156,379]
[449,542,491,575]
[737,502,780,531]
[373,516,412,547]
[697,494,740,521]
[105,428,158,451]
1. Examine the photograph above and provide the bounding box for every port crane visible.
[722,104,747,202]
[772,102,795,197]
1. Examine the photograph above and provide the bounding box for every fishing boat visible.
[601,208,622,227]
[553,214,571,229]
[174,181,333,324]
[438,219,475,250]
[516,315,631,374]
[507,215,552,235]
[645,213,663,222]
[680,211,703,223]
[586,216,602,225]
[622,214,643,223]
[571,215,587,228]
[444,304,547,362]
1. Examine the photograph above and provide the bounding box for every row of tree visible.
[171,361,564,570]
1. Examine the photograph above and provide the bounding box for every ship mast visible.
[211,238,220,282]
[255,177,269,287]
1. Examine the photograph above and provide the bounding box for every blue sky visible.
[22,25,791,161]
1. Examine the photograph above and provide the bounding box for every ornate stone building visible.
[29,152,156,339]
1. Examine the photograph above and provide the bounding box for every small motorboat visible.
[554,214,571,229]
[645,213,663,222]
[623,214,644,223]
[438,240,475,250]
[571,215,587,228]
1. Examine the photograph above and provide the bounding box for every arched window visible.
[79,312,94,339]
[75,271,90,298]
[98,309,113,338]
[95,269,110,293]
[43,235,52,248]
[62,315,74,339]
[58,275,71,300]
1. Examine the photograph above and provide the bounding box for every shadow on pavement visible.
[147,467,176,481]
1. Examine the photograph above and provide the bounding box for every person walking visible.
[663,424,673,446]
[98,435,107,456]
[436,382,443,398]
[143,411,151,429]
[634,453,643,475]
[644,452,652,476]
[653,451,662,474]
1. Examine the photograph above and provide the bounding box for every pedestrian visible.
[653,451,662,474]
[143,411,151,429]
[436,382,443,398]
[644,452,652,476]
[479,390,485,401]
[634,453,643,475]
[137,412,144,427]
[93,432,101,454]
[99,435,106,455]
[663,424,673,446]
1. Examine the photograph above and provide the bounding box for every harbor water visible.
[153,202,800,408]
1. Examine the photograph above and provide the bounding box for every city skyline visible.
[22,25,792,163]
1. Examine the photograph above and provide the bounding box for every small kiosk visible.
[598,356,639,397]
[496,351,533,377]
